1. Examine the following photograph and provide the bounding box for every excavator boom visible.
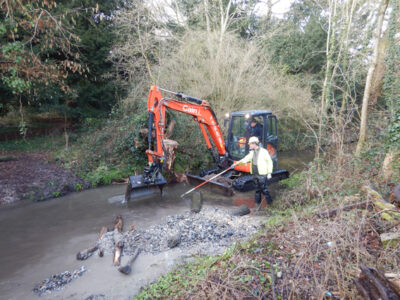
[145,85,226,163]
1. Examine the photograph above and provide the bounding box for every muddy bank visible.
[0,152,88,205]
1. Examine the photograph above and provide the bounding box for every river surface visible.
[0,151,313,300]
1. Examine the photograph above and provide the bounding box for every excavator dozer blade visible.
[232,169,290,192]
[125,174,167,202]
[186,174,234,196]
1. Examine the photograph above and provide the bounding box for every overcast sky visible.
[255,0,294,17]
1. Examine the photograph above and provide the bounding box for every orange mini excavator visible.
[125,86,289,201]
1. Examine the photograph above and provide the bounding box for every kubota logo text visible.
[183,105,198,114]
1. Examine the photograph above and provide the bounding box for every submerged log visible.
[76,245,98,260]
[118,248,141,275]
[354,265,400,300]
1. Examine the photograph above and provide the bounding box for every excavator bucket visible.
[124,173,167,202]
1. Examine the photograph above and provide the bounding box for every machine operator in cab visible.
[247,118,263,143]
[231,136,273,211]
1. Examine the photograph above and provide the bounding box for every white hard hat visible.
[248,136,259,144]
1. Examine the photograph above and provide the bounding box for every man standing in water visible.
[232,136,273,211]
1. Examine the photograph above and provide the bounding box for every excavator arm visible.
[145,85,226,165]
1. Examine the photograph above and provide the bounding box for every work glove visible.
[267,173,272,180]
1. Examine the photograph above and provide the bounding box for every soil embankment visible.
[0,152,87,205]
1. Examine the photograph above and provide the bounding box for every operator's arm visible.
[235,151,253,166]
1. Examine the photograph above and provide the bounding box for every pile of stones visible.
[97,207,260,255]
[33,266,86,296]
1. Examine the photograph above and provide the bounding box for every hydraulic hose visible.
[148,112,154,150]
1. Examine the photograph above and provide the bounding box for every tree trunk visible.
[64,110,69,151]
[316,0,337,162]
[163,139,179,173]
[356,0,389,155]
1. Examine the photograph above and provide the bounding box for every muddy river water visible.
[0,151,313,300]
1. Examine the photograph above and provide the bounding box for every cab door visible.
[264,115,278,169]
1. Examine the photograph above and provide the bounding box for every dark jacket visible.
[248,123,263,141]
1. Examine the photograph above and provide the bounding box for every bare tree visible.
[356,0,389,155]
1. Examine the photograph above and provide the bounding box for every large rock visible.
[230,204,251,216]
[167,231,181,248]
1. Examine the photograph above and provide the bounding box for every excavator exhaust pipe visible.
[124,173,167,202]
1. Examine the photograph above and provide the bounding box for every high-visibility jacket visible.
[238,147,273,175]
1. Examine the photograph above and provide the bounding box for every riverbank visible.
[0,151,88,205]
[0,131,314,206]
[0,132,125,205]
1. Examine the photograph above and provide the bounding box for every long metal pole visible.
[180,167,231,198]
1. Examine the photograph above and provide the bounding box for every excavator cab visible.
[226,110,278,169]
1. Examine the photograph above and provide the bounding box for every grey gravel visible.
[97,207,260,255]
[33,266,86,296]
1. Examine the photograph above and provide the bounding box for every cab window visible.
[268,116,277,137]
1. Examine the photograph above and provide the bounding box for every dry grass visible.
[159,203,398,299]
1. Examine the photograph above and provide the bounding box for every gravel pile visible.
[98,207,260,255]
[33,266,86,296]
